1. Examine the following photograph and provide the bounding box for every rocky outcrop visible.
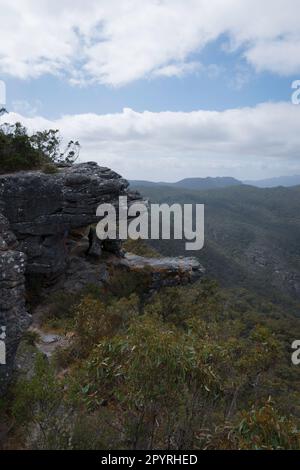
[114,253,204,290]
[0,162,140,277]
[0,162,204,393]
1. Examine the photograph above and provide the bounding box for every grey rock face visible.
[0,213,31,395]
[86,227,103,259]
[0,163,136,277]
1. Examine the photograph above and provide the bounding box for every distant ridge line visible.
[130,175,300,190]
[130,177,242,191]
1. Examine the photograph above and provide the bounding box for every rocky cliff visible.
[0,162,204,394]
[0,162,140,276]
[0,213,30,394]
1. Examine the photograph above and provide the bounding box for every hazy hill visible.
[132,183,300,311]
[244,175,300,188]
[131,175,300,190]
[130,176,242,191]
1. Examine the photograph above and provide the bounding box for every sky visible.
[1,0,300,181]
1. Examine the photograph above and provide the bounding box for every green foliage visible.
[6,280,300,449]
[74,294,139,357]
[64,281,300,449]
[70,411,121,450]
[203,400,300,450]
[22,330,40,346]
[123,239,161,258]
[235,400,300,449]
[0,121,80,173]
[0,122,43,173]
[30,128,80,165]
[42,291,79,330]
[42,283,116,331]
[81,314,223,448]
[12,355,62,424]
[10,354,71,449]
[107,266,153,300]
[41,162,59,174]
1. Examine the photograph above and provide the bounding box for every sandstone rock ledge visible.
[113,253,205,290]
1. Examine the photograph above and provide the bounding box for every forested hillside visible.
[133,184,300,312]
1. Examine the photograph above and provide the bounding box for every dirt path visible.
[29,327,70,358]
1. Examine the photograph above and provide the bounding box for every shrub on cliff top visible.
[0,120,80,174]
[0,122,42,172]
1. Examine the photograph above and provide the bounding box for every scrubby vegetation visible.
[0,119,80,173]
[123,239,161,258]
[2,273,300,450]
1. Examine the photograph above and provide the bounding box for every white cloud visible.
[2,102,300,180]
[245,39,300,75]
[0,0,299,85]
[153,62,201,78]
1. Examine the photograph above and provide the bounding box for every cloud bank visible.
[3,102,300,180]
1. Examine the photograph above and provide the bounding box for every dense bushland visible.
[3,270,300,450]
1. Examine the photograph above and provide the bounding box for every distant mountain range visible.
[130,177,242,191]
[244,175,300,188]
[130,175,300,190]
